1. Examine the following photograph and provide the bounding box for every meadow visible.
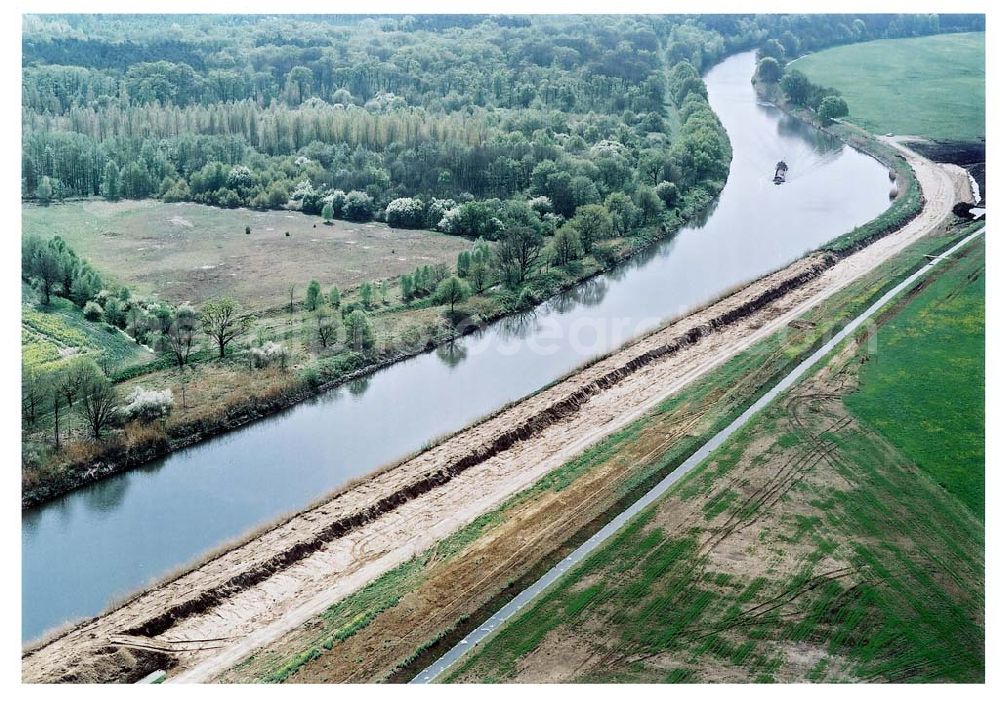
[22,200,469,310]
[845,238,985,518]
[793,32,985,142]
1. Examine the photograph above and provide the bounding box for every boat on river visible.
[774,160,788,184]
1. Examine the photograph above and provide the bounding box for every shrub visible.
[121,386,174,423]
[300,366,321,388]
[343,191,375,221]
[83,301,104,321]
[425,198,456,228]
[516,285,539,309]
[592,243,618,267]
[123,420,167,452]
[385,197,425,228]
[250,341,290,370]
[325,190,347,218]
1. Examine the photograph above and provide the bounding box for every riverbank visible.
[22,134,971,682]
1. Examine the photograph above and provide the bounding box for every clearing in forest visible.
[22,200,469,310]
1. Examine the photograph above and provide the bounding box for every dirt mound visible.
[905,139,986,203]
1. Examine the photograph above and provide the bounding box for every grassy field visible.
[845,242,985,518]
[444,236,984,683]
[21,285,151,373]
[794,32,985,142]
[22,200,469,309]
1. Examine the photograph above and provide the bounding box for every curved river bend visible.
[22,52,891,642]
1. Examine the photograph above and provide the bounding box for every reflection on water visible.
[496,309,541,340]
[22,51,893,642]
[435,339,468,369]
[347,376,371,398]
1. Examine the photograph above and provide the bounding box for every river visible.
[22,51,892,642]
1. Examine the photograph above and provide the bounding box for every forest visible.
[23,13,979,213]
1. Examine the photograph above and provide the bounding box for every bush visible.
[592,243,618,267]
[343,190,375,221]
[83,300,104,321]
[385,197,425,228]
[425,198,456,229]
[516,285,539,309]
[121,386,174,423]
[250,341,290,370]
[325,190,347,218]
[300,366,321,388]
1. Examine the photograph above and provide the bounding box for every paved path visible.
[412,226,985,684]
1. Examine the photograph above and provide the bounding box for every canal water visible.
[22,51,892,642]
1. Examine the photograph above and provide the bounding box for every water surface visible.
[22,52,892,641]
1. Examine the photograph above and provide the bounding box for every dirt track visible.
[21,143,968,684]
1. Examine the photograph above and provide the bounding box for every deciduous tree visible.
[434,276,471,314]
[200,297,252,358]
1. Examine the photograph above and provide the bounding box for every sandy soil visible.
[21,146,968,684]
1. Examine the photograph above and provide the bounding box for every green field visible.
[447,236,985,683]
[21,285,150,373]
[794,32,985,142]
[845,242,985,517]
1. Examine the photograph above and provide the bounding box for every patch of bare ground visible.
[22,147,966,684]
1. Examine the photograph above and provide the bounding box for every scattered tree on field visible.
[305,279,322,310]
[456,251,472,277]
[22,366,45,425]
[316,307,336,347]
[200,297,252,358]
[468,261,491,294]
[434,276,471,314]
[81,374,118,440]
[358,281,374,309]
[344,310,374,351]
[818,95,849,124]
[164,304,198,366]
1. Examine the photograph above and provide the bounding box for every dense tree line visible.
[22,13,980,213]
